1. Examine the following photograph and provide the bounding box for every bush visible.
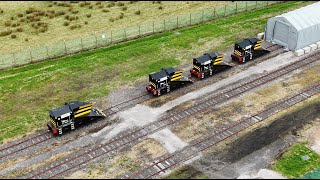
[38,10,45,16]
[39,27,47,33]
[17,13,24,17]
[16,27,23,32]
[109,17,114,22]
[48,4,53,7]
[84,1,91,5]
[88,5,93,9]
[65,15,70,20]
[0,9,3,13]
[157,1,162,4]
[84,21,88,25]
[122,6,127,11]
[86,13,91,18]
[63,21,70,26]
[119,13,124,19]
[117,2,125,6]
[19,18,25,22]
[158,6,163,10]
[0,29,12,37]
[102,9,109,13]
[79,2,85,7]
[48,14,55,18]
[134,10,141,15]
[70,24,81,30]
[11,34,17,39]
[11,22,20,27]
[96,2,102,5]
[98,5,104,9]
[56,11,65,16]
[25,38,29,41]
[72,10,79,14]
[4,21,11,27]
[10,16,15,20]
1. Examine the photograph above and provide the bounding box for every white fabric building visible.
[265,1,320,50]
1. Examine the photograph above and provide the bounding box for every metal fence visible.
[0,1,284,70]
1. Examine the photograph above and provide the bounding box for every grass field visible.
[0,1,313,144]
[272,143,320,178]
[0,1,231,53]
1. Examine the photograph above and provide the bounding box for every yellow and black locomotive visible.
[146,67,193,96]
[47,101,105,135]
[231,38,267,63]
[190,52,232,79]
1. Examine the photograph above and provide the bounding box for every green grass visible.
[272,143,320,178]
[163,165,208,179]
[0,1,313,143]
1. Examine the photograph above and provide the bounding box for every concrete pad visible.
[257,32,265,40]
[294,49,304,57]
[309,44,318,51]
[303,46,311,54]
[316,41,320,49]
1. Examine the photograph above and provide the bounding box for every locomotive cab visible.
[231,38,264,63]
[146,67,192,96]
[190,52,230,79]
[47,101,105,135]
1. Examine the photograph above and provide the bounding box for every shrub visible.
[17,13,24,17]
[86,13,91,18]
[84,21,88,25]
[4,21,11,27]
[10,16,15,20]
[122,6,127,11]
[68,7,73,12]
[158,6,163,10]
[48,14,55,18]
[79,2,85,7]
[88,5,93,9]
[56,11,65,16]
[63,21,69,26]
[102,9,109,13]
[48,4,53,7]
[96,2,102,5]
[25,38,29,41]
[157,1,162,4]
[84,1,91,5]
[11,34,17,39]
[117,2,125,6]
[0,29,12,37]
[16,27,23,32]
[134,10,141,15]
[39,27,47,33]
[70,24,81,30]
[0,9,3,13]
[109,17,114,22]
[19,18,25,22]
[11,22,19,27]
[34,17,41,21]
[72,10,79,14]
[38,10,45,16]
[98,5,104,9]
[119,13,124,19]
[65,15,70,20]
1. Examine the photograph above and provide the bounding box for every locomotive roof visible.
[149,69,168,80]
[194,52,219,63]
[49,105,71,118]
[149,67,176,80]
[67,101,88,110]
[237,38,258,48]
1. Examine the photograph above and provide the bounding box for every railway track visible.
[121,82,320,179]
[0,44,282,164]
[24,50,319,179]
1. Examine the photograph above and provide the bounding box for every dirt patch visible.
[66,138,167,179]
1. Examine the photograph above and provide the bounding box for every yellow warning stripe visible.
[149,82,156,88]
[50,117,57,128]
[215,58,223,62]
[171,75,182,81]
[234,50,242,56]
[214,61,222,65]
[172,73,182,78]
[74,110,91,118]
[79,103,93,109]
[217,55,224,58]
[76,106,92,114]
[193,65,200,71]
[254,44,261,47]
[257,40,263,43]
[174,71,183,75]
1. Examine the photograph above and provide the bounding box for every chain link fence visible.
[0,1,284,70]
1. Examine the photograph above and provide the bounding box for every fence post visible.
[246,1,248,11]
[110,31,113,44]
[176,16,178,29]
[213,6,216,17]
[138,24,141,36]
[201,10,204,23]
[46,44,49,58]
[189,13,191,25]
[63,40,67,54]
[95,33,98,48]
[224,5,226,17]
[29,47,32,63]
[153,22,154,33]
[81,38,83,50]
[255,1,257,9]
[236,2,237,13]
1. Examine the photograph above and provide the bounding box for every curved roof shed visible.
[265,2,320,50]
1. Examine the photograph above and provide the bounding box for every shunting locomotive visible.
[231,38,269,63]
[146,67,193,96]
[190,52,232,79]
[47,101,105,135]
